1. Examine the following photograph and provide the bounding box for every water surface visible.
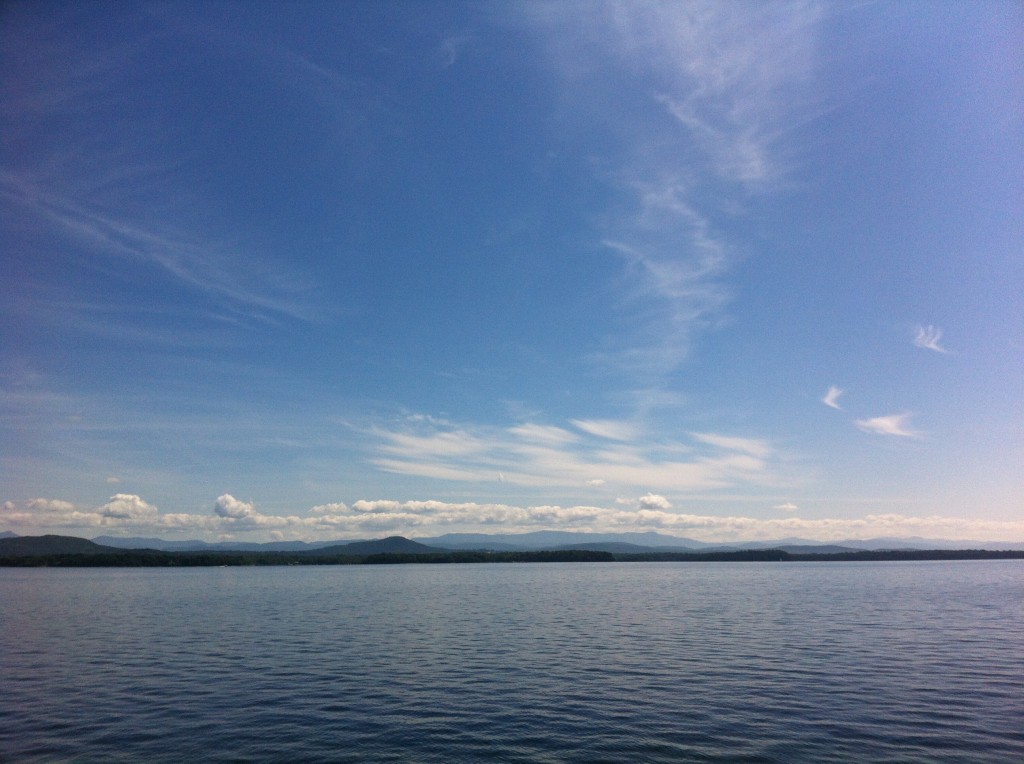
[2,561,1022,762]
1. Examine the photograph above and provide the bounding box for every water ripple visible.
[2,561,1022,762]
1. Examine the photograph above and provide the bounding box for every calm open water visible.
[2,561,1022,763]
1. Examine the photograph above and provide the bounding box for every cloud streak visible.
[1,171,315,325]
[856,413,919,438]
[691,432,771,458]
[570,419,639,441]
[368,415,781,495]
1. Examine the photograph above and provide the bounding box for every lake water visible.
[2,561,1022,762]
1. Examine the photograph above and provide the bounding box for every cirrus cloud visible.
[856,413,919,438]
[822,386,843,410]
[914,325,949,354]
[522,1,822,385]
[570,419,639,441]
[368,414,782,495]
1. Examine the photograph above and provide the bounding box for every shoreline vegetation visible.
[1,534,1023,567]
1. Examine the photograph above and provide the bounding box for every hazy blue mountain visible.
[418,532,1024,553]
[832,537,1024,552]
[92,535,205,551]
[552,541,701,554]
[775,545,863,554]
[313,536,444,556]
[418,531,713,551]
[694,537,842,551]
[2,529,1017,555]
[544,540,862,555]
[92,536,346,552]
[257,540,347,552]
[410,534,528,551]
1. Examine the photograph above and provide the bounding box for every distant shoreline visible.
[2,547,1023,567]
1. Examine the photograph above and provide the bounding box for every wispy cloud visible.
[691,432,771,458]
[597,231,728,379]
[438,34,475,68]
[822,385,844,410]
[509,423,580,444]
[585,2,822,186]
[524,2,823,390]
[856,413,919,438]
[773,501,799,512]
[1,172,315,324]
[1,11,328,331]
[570,418,638,441]
[366,414,780,495]
[914,325,950,354]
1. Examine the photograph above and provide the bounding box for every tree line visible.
[2,547,1021,567]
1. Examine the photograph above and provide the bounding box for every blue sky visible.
[2,1,1022,542]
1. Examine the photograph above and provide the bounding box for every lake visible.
[2,561,1022,762]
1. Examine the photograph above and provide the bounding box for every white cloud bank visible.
[4,495,1024,544]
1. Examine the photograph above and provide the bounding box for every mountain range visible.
[0,534,444,558]
[3,530,1022,554]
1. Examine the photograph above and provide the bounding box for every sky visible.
[2,1,1022,543]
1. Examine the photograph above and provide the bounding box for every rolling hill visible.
[0,535,120,557]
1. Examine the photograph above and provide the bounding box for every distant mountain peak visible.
[0,534,114,556]
[314,536,443,556]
